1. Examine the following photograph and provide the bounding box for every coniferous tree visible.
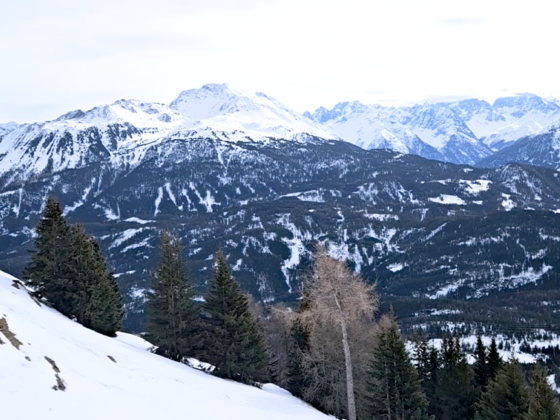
[475,359,529,420]
[23,197,76,316]
[474,336,490,389]
[526,365,560,420]
[23,198,122,336]
[436,337,476,420]
[413,337,440,419]
[487,338,503,382]
[71,225,123,336]
[285,317,311,399]
[367,314,432,420]
[146,231,198,361]
[199,250,269,385]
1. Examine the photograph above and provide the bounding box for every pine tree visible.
[366,314,432,420]
[526,365,560,420]
[487,338,503,381]
[475,359,529,420]
[145,231,198,361]
[474,336,490,389]
[199,250,269,385]
[23,197,77,316]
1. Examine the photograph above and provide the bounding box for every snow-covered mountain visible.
[304,101,445,161]
[0,84,336,187]
[476,123,560,170]
[307,93,560,165]
[2,86,560,185]
[0,99,184,186]
[307,100,493,165]
[169,83,336,142]
[0,269,328,420]
[451,93,560,151]
[0,121,19,137]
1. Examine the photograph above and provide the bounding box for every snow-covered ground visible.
[0,270,329,420]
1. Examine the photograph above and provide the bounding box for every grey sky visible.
[1,0,560,123]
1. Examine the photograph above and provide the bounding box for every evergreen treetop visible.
[367,314,433,420]
[474,336,490,389]
[487,338,503,381]
[475,359,529,420]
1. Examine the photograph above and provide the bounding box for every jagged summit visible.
[55,99,185,127]
[308,92,560,164]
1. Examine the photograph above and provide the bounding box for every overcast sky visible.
[2,0,560,123]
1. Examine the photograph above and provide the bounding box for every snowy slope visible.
[0,100,185,184]
[308,101,491,164]
[308,101,444,160]
[309,93,560,165]
[0,270,329,420]
[0,85,336,186]
[169,83,337,142]
[477,123,560,170]
[451,93,560,151]
[0,121,19,137]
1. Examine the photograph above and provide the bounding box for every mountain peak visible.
[0,121,20,136]
[492,92,559,115]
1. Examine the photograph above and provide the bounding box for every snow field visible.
[0,270,329,420]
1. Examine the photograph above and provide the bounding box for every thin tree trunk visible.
[334,292,356,420]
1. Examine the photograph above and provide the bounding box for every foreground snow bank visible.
[0,270,328,420]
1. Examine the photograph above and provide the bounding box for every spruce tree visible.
[526,365,560,420]
[24,198,122,336]
[66,224,122,336]
[23,197,76,316]
[145,231,198,361]
[474,336,490,389]
[199,250,269,385]
[79,234,122,336]
[285,317,311,399]
[437,337,476,420]
[487,338,503,381]
[475,359,529,420]
[366,314,432,420]
[414,336,439,417]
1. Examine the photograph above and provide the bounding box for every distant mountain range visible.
[305,92,560,166]
[1,86,560,181]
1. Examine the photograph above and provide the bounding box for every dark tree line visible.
[23,197,122,336]
[414,334,560,420]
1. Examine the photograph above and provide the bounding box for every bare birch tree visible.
[277,246,378,420]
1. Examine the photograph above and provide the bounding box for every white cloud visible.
[1,0,560,122]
